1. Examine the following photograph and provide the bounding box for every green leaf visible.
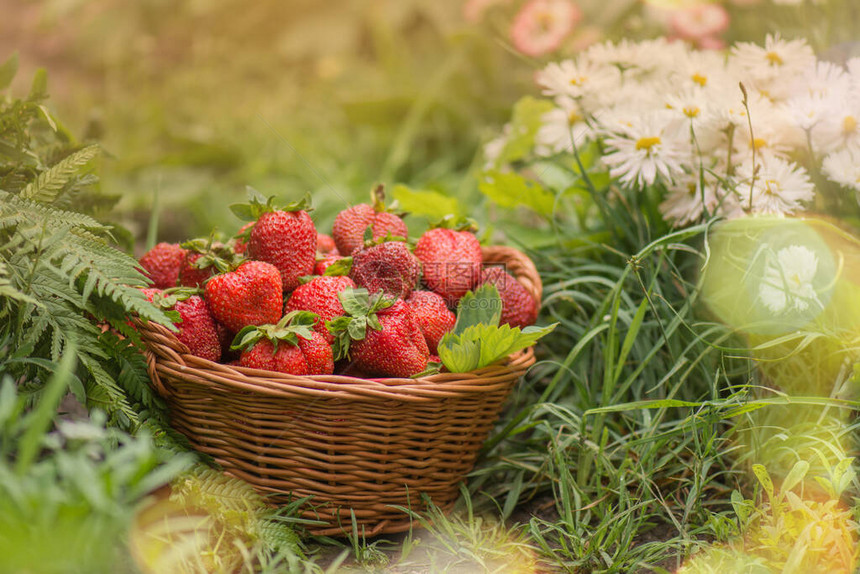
[453,283,502,335]
[780,460,809,497]
[30,68,48,100]
[347,317,367,341]
[20,145,100,203]
[437,335,481,373]
[752,464,774,501]
[391,184,461,220]
[322,257,352,276]
[479,170,555,217]
[339,288,371,316]
[229,203,257,221]
[0,52,18,91]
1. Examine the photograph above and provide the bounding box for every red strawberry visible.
[314,254,344,276]
[234,312,333,375]
[139,243,186,289]
[232,222,254,255]
[239,195,316,292]
[146,288,221,362]
[332,185,408,255]
[414,227,483,305]
[328,289,429,378]
[317,233,339,256]
[478,267,538,328]
[178,240,240,288]
[204,260,283,332]
[173,295,222,362]
[349,241,421,299]
[297,330,335,375]
[285,276,356,343]
[240,339,307,374]
[405,291,456,354]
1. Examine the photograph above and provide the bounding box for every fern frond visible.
[19,144,99,203]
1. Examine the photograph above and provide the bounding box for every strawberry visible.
[204,260,283,332]
[317,233,339,256]
[349,241,421,299]
[148,288,222,362]
[413,225,483,305]
[328,289,429,378]
[284,275,356,343]
[139,242,186,289]
[331,185,408,255]
[314,254,348,276]
[232,222,254,255]
[405,290,456,354]
[233,311,334,375]
[232,194,316,292]
[177,239,238,288]
[478,267,538,328]
[240,339,307,374]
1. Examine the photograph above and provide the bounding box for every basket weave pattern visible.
[138,246,541,536]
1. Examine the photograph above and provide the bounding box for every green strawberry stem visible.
[428,214,479,232]
[326,288,394,360]
[229,187,313,221]
[230,310,320,352]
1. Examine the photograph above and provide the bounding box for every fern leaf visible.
[19,144,99,203]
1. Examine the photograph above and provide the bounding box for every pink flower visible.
[510,0,582,57]
[669,3,730,42]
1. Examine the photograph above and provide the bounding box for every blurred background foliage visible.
[4,0,855,249]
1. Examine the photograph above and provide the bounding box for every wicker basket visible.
[137,246,541,536]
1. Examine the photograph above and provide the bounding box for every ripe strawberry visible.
[285,275,356,343]
[331,185,408,255]
[234,194,316,292]
[314,254,346,276]
[233,311,333,375]
[146,288,221,362]
[414,226,482,305]
[204,260,283,332]
[139,242,186,289]
[178,239,240,288]
[349,241,421,299]
[328,289,429,378]
[232,222,254,255]
[317,233,339,256]
[405,291,456,354]
[478,267,538,328]
[240,339,307,374]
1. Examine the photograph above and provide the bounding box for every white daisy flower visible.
[659,171,737,226]
[535,59,622,102]
[601,112,688,188]
[735,156,815,215]
[535,97,592,156]
[672,49,732,92]
[758,245,821,315]
[584,38,685,81]
[822,146,860,192]
[731,34,816,100]
[814,94,860,153]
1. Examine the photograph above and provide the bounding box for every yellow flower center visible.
[683,106,700,118]
[843,115,858,135]
[635,136,661,151]
[537,12,555,32]
[753,137,768,150]
[764,179,780,195]
[570,76,588,86]
[692,73,708,87]
[766,51,784,66]
[568,110,582,125]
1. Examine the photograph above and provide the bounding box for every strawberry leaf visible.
[438,322,557,373]
[453,284,502,335]
[339,288,371,316]
[322,257,352,276]
[347,317,367,341]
